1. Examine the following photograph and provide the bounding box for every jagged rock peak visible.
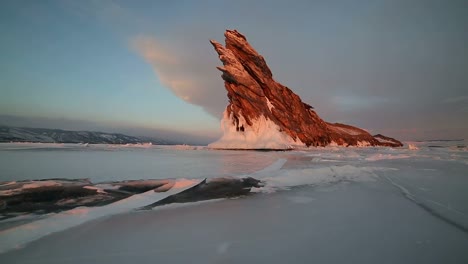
[209,29,402,149]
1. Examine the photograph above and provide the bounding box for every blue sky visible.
[1,0,467,142]
[0,0,220,140]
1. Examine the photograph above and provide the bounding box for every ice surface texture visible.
[0,141,467,261]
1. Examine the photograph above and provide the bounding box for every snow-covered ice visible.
[0,140,467,263]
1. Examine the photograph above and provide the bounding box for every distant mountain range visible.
[0,125,176,145]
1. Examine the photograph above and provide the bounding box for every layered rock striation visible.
[209,30,402,149]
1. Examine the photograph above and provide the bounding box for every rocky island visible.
[209,30,402,149]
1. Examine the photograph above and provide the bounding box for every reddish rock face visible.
[210,30,402,148]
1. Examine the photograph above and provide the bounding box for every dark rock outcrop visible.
[373,134,404,147]
[0,177,263,217]
[139,177,263,210]
[0,179,144,215]
[209,30,402,148]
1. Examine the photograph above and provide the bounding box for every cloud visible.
[131,35,227,117]
[131,36,187,100]
[131,37,178,65]
[61,0,229,118]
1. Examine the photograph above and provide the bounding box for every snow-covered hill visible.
[0,126,170,144]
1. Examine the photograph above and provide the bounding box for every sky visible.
[1,0,467,143]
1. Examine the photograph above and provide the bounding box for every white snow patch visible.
[83,185,107,194]
[107,142,153,148]
[375,137,395,144]
[357,141,371,147]
[365,154,412,161]
[171,144,203,150]
[208,111,304,150]
[265,97,274,111]
[22,181,61,189]
[408,144,419,150]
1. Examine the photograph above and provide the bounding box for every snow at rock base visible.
[208,111,303,150]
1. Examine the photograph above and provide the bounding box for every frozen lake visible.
[0,142,467,263]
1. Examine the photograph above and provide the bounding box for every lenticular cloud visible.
[131,36,227,117]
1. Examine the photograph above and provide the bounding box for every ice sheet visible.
[0,144,280,182]
[1,182,468,264]
[0,179,200,253]
[0,141,467,260]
